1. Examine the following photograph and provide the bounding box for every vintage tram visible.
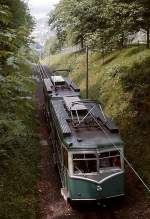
[43,72,125,202]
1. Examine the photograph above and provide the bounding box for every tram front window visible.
[73,153,97,175]
[99,151,121,170]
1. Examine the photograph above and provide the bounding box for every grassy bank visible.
[45,46,150,190]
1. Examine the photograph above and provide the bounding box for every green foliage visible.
[0,1,38,218]
[0,0,34,66]
[0,63,39,218]
[49,0,150,50]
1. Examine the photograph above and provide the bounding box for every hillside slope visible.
[45,46,150,190]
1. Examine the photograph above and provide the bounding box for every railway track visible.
[36,64,49,80]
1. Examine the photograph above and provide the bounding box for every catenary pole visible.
[86,45,89,99]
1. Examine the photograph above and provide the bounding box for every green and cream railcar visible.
[44,92,125,201]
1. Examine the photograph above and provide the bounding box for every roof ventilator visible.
[63,96,108,129]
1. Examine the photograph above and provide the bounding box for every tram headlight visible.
[97,185,102,192]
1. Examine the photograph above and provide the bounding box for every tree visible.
[49,0,99,48]
[48,0,150,51]
[0,1,38,218]
[0,0,34,70]
[115,0,150,48]
[106,1,140,48]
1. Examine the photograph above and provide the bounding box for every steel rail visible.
[33,63,44,80]
[38,64,49,79]
[41,64,49,78]
[34,62,49,80]
[36,64,43,80]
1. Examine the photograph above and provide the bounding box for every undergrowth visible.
[0,63,39,219]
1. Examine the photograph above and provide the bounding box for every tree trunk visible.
[80,35,84,49]
[121,33,124,48]
[146,28,150,49]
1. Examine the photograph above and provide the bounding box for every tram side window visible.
[73,153,97,175]
[99,151,121,169]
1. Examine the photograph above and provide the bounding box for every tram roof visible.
[51,75,65,83]
[63,96,87,111]
[51,99,123,150]
[43,76,80,98]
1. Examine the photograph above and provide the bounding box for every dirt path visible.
[34,65,150,219]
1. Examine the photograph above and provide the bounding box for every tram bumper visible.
[68,171,124,201]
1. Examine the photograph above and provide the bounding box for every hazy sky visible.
[27,0,60,44]
[28,0,60,19]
